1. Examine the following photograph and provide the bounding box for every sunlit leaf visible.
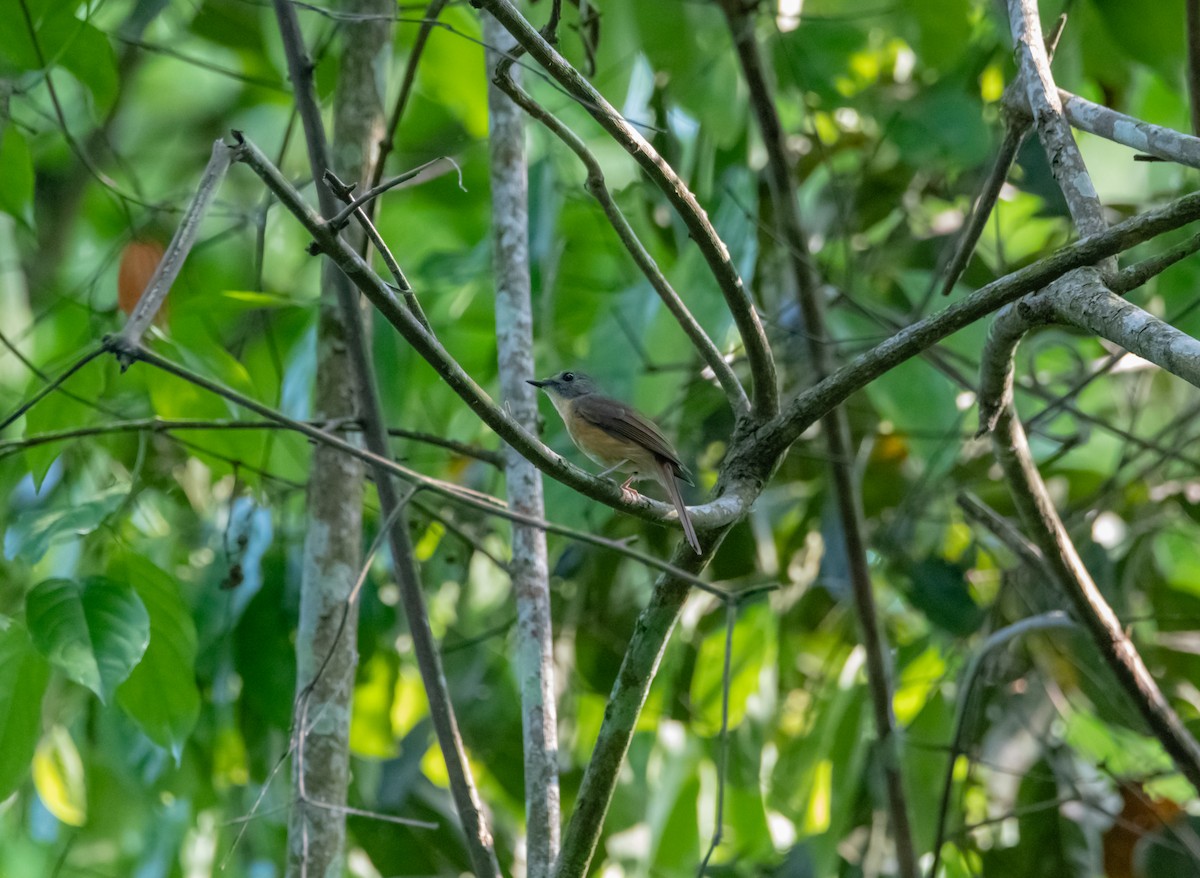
[32,725,86,826]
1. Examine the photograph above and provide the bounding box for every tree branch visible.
[490,57,750,416]
[273,4,502,871]
[760,185,1200,457]
[231,132,749,532]
[719,5,915,875]
[1058,89,1200,169]
[484,9,561,874]
[471,0,779,418]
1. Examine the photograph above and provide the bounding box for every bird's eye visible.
[562,372,575,381]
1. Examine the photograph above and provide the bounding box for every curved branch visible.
[471,0,779,418]
[490,58,749,416]
[976,269,1200,792]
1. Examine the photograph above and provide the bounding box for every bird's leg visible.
[617,474,641,504]
[596,459,629,478]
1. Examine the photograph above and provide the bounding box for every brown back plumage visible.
[572,393,693,485]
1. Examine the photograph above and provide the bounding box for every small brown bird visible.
[528,370,701,554]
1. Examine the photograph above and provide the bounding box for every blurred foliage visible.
[0,0,1198,876]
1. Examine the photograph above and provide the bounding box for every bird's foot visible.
[618,476,641,504]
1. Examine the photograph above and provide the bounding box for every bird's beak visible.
[527,378,548,388]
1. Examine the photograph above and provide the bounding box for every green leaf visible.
[0,0,117,110]
[0,621,51,800]
[7,485,127,564]
[1090,0,1186,83]
[905,557,984,636]
[26,577,150,701]
[0,125,34,228]
[113,556,200,756]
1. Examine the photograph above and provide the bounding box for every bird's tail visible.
[657,459,701,555]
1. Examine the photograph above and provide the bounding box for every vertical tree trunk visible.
[287,2,391,875]
[483,11,561,877]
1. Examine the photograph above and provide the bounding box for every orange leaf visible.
[117,239,166,320]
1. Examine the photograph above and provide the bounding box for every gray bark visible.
[287,1,391,875]
[483,12,561,878]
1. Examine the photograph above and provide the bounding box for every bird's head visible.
[526,370,599,401]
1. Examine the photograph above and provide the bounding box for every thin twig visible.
[368,0,451,204]
[116,141,235,346]
[938,124,1028,297]
[103,339,744,598]
[323,168,432,331]
[697,601,736,877]
[956,492,1046,571]
[928,613,1075,877]
[0,347,105,433]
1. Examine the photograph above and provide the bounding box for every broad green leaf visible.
[0,126,34,228]
[26,577,150,701]
[32,725,86,826]
[0,622,50,800]
[113,556,200,756]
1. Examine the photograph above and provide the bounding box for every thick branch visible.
[762,186,1200,456]
[271,4,501,873]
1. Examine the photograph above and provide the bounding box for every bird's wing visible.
[573,394,693,484]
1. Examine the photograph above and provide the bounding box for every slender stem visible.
[0,417,505,466]
[938,124,1028,297]
[0,347,105,433]
[697,602,736,876]
[323,169,431,331]
[368,0,450,202]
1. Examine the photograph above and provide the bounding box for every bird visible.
[527,370,702,554]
